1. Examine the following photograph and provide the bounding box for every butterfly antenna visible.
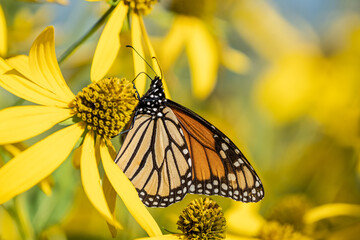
[132,71,153,82]
[152,57,163,79]
[126,45,157,76]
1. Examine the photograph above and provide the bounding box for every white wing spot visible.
[234,190,239,195]
[238,158,244,164]
[221,183,228,190]
[183,149,189,154]
[206,183,212,189]
[234,161,240,167]
[225,138,230,143]
[255,181,260,187]
[157,112,163,117]
[189,184,195,192]
[235,149,240,154]
[243,192,248,197]
[221,143,229,151]
[214,188,219,193]
[213,180,219,185]
[252,188,256,194]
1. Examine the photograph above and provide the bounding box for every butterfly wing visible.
[115,107,192,207]
[167,99,264,203]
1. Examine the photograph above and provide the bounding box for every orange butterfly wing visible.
[168,100,264,202]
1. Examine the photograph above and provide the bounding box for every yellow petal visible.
[29,26,75,102]
[160,16,187,71]
[0,58,69,107]
[91,2,128,82]
[139,17,171,99]
[6,55,32,80]
[0,5,7,57]
[80,131,122,229]
[226,203,265,236]
[103,173,117,237]
[72,145,81,169]
[100,141,162,237]
[0,105,74,145]
[131,13,147,96]
[185,17,218,99]
[304,203,360,224]
[38,175,54,196]
[0,123,85,204]
[136,234,181,240]
[221,45,250,74]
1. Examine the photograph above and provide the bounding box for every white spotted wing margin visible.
[115,107,193,207]
[167,99,265,203]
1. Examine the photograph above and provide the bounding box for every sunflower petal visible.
[0,58,69,107]
[103,173,118,237]
[135,235,181,240]
[100,141,162,237]
[91,2,128,82]
[80,131,122,229]
[139,17,171,99]
[185,17,218,99]
[305,203,360,224]
[0,105,74,145]
[29,26,75,102]
[131,13,147,96]
[6,55,32,80]
[0,5,7,57]
[0,123,85,204]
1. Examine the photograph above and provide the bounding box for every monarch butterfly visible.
[115,57,264,208]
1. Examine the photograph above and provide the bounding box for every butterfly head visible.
[137,76,167,116]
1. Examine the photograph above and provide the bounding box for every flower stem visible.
[58,6,116,64]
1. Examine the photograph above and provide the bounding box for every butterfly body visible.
[115,76,264,207]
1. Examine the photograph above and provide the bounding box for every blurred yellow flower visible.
[0,26,162,237]
[0,4,7,57]
[160,6,250,99]
[226,195,360,240]
[88,0,168,97]
[236,0,360,147]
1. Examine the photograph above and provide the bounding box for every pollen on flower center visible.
[123,0,158,15]
[177,198,227,240]
[73,77,138,139]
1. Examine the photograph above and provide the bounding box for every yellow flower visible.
[159,3,250,99]
[0,26,162,237]
[88,0,169,97]
[0,4,7,57]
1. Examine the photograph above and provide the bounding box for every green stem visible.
[58,6,116,64]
